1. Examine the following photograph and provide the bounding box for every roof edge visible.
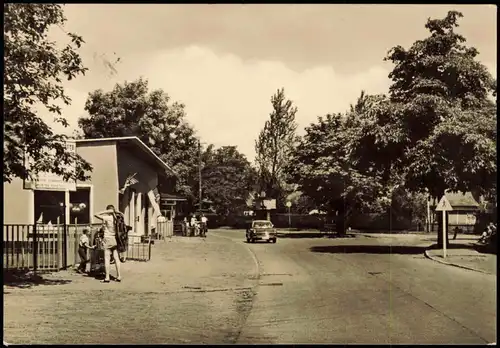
[74,136,178,177]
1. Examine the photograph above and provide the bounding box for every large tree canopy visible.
[4,3,92,183]
[199,146,256,215]
[352,11,496,245]
[383,10,496,197]
[78,78,200,198]
[287,109,390,234]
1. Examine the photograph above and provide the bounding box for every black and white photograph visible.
[3,3,497,344]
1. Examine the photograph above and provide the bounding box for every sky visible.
[43,4,497,161]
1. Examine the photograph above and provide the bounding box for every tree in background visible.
[199,146,257,215]
[4,4,92,183]
[287,111,389,235]
[78,78,200,199]
[354,11,496,246]
[255,88,299,210]
[285,191,318,215]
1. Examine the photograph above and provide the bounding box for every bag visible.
[114,213,129,253]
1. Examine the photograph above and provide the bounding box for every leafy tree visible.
[287,112,389,234]
[355,11,496,246]
[255,88,298,210]
[78,78,200,198]
[4,4,92,183]
[285,191,318,215]
[198,146,256,215]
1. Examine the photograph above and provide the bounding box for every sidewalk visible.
[425,245,497,275]
[4,235,260,344]
[4,235,258,293]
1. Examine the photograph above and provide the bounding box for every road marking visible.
[261,273,292,277]
[259,282,283,286]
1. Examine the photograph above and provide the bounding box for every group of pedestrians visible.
[181,213,208,237]
[76,204,128,283]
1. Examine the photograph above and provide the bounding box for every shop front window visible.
[69,188,91,224]
[34,191,65,224]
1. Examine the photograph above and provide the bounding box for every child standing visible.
[77,229,95,273]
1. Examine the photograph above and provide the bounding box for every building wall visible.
[3,178,33,224]
[434,210,477,225]
[76,142,119,221]
[117,146,159,236]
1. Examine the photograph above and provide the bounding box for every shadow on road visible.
[309,243,475,255]
[278,233,357,239]
[3,270,72,289]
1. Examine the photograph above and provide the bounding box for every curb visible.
[423,249,492,275]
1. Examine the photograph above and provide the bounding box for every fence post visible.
[62,217,68,269]
[57,220,63,270]
[73,218,79,269]
[21,226,26,269]
[5,226,10,269]
[32,223,38,274]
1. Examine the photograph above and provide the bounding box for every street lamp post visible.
[198,139,202,216]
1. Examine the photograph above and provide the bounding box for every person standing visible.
[94,205,123,283]
[200,213,208,237]
[77,229,95,273]
[182,216,188,237]
[190,214,197,237]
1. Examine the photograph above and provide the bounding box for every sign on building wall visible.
[23,141,77,191]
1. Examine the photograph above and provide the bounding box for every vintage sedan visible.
[246,220,277,243]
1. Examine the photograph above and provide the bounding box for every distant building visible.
[431,191,480,226]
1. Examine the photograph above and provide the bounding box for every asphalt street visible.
[3,230,496,344]
[214,230,496,344]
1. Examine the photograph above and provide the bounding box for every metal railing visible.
[4,221,154,272]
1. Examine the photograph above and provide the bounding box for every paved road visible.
[3,235,259,344]
[214,230,496,344]
[4,230,496,344]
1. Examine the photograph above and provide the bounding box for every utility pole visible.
[198,139,202,215]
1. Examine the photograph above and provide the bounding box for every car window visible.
[253,221,273,228]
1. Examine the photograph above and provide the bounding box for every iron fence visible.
[3,222,153,273]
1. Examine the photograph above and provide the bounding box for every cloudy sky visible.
[45,4,497,161]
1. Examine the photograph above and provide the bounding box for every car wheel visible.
[272,238,277,243]
[246,237,250,243]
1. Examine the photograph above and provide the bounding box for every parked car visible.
[246,220,277,243]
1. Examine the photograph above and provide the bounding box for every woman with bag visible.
[94,205,123,283]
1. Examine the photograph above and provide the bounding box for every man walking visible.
[94,205,123,283]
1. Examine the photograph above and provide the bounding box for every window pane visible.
[34,191,65,224]
[69,188,91,224]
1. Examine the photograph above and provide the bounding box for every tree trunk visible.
[335,204,347,235]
